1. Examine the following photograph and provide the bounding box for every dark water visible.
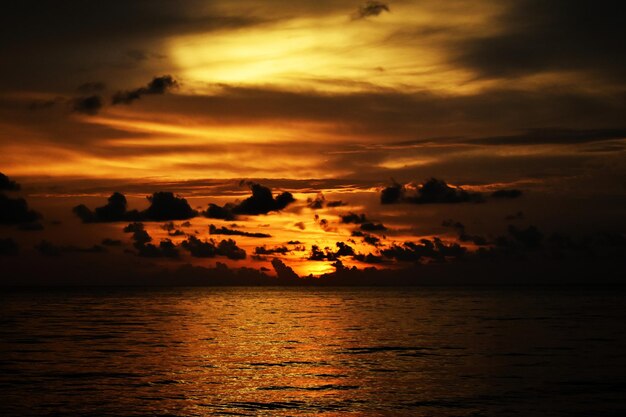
[1,287,625,416]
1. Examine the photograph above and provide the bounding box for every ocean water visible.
[1,287,625,416]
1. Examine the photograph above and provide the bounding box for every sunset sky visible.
[1,0,625,284]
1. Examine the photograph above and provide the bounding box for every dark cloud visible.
[0,193,41,224]
[340,212,368,224]
[71,95,103,115]
[112,75,178,105]
[135,239,179,258]
[454,0,626,80]
[0,237,18,255]
[142,191,196,221]
[122,222,179,258]
[180,235,246,260]
[216,239,246,260]
[307,193,325,209]
[74,192,196,223]
[468,128,626,146]
[209,224,271,238]
[271,258,299,280]
[380,178,484,205]
[0,173,20,191]
[352,1,389,19]
[101,238,122,246]
[442,220,489,246]
[360,222,387,232]
[203,182,295,219]
[352,231,381,246]
[254,245,290,255]
[309,242,356,261]
[181,235,217,258]
[74,192,140,223]
[382,238,466,263]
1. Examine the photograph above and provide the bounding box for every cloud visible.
[180,235,246,260]
[122,222,179,258]
[309,242,356,261]
[181,235,217,258]
[112,75,178,105]
[74,192,140,223]
[203,182,295,219]
[468,128,626,146]
[74,192,196,223]
[381,178,484,205]
[102,238,122,246]
[382,238,466,263]
[209,224,271,238]
[271,258,299,280]
[453,0,626,80]
[352,1,390,20]
[0,238,18,256]
[142,191,197,221]
[340,212,368,224]
[0,173,20,191]
[0,193,41,224]
[254,245,290,255]
[71,95,103,114]
[442,219,489,246]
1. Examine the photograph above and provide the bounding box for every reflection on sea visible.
[1,288,625,416]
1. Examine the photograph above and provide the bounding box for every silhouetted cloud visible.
[382,238,466,263]
[0,173,20,191]
[0,193,41,224]
[271,258,299,280]
[352,230,381,246]
[180,235,246,260]
[381,178,484,205]
[122,222,179,258]
[74,192,140,223]
[309,242,356,261]
[112,75,178,105]
[142,192,196,221]
[254,245,290,255]
[181,235,217,258]
[209,224,271,238]
[203,182,295,219]
[468,128,626,146]
[340,212,368,224]
[74,192,196,223]
[217,239,247,260]
[352,1,389,20]
[71,95,103,114]
[360,222,387,232]
[0,237,18,255]
[442,219,489,246]
[102,238,122,246]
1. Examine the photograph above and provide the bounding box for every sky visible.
[1,0,625,285]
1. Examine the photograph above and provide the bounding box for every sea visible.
[1,287,625,416]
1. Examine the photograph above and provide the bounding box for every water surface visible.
[1,287,625,416]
